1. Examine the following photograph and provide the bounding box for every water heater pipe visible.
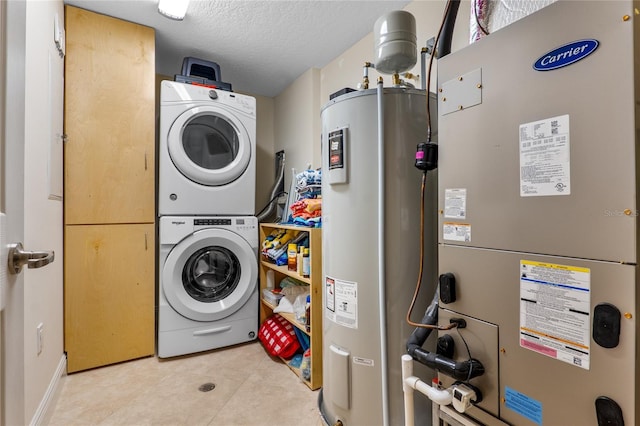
[402,354,453,426]
[376,77,390,426]
[436,0,461,59]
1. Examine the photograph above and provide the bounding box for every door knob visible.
[8,242,55,274]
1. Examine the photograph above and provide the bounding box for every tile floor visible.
[48,341,323,426]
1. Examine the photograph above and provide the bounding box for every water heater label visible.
[325,276,358,329]
[519,260,591,370]
[519,115,571,197]
[444,188,467,219]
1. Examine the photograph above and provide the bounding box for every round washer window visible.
[182,115,240,171]
[182,246,240,303]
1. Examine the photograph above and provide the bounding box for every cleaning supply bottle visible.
[297,246,304,275]
[302,248,310,277]
[305,294,311,332]
[287,243,297,271]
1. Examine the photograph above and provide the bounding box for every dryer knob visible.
[209,90,218,100]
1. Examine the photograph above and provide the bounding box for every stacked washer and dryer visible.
[158,80,259,358]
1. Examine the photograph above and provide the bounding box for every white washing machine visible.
[159,80,256,216]
[158,215,259,358]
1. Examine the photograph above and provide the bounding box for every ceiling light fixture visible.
[158,0,190,21]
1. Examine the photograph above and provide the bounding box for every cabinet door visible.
[64,224,155,373]
[64,6,155,224]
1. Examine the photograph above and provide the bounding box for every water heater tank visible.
[373,10,417,75]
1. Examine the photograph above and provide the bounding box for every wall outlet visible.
[37,323,44,355]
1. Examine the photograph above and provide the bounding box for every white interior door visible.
[2,1,27,425]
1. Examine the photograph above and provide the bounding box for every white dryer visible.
[158,215,259,358]
[159,80,256,216]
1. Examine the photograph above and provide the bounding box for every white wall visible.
[24,0,65,423]
[254,94,276,212]
[273,68,321,194]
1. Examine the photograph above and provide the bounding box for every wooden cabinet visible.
[64,5,155,225]
[63,6,155,373]
[259,223,323,390]
[64,224,155,373]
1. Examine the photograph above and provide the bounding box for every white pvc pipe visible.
[405,377,453,406]
[401,354,453,426]
[377,78,389,426]
[401,354,415,426]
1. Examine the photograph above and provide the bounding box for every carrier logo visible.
[533,39,599,71]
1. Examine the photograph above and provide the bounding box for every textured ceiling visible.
[64,0,410,97]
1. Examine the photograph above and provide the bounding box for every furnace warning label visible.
[443,222,471,242]
[444,188,467,219]
[519,260,590,370]
[519,114,570,197]
[325,276,358,329]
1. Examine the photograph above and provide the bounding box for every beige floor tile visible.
[48,341,320,426]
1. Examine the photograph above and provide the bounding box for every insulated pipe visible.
[406,289,485,382]
[411,348,485,381]
[436,0,461,59]
[376,77,390,426]
[420,48,427,90]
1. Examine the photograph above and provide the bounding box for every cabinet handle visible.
[145,233,148,250]
[144,150,148,171]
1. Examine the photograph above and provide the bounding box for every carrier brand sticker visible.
[325,276,358,329]
[444,188,467,219]
[533,39,599,71]
[519,260,591,370]
[520,115,570,197]
[505,386,542,425]
[443,222,471,242]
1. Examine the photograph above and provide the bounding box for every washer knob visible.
[208,90,218,100]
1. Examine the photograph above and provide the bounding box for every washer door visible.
[162,228,257,322]
[168,105,251,186]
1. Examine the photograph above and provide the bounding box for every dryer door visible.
[162,228,257,321]
[167,105,251,186]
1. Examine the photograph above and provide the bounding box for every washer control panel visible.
[194,218,232,226]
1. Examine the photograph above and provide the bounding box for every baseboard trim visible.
[29,354,67,426]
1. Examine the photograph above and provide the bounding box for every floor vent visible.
[198,383,216,392]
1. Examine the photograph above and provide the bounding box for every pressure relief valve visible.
[415,142,438,171]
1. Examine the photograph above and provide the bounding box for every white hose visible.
[376,78,389,426]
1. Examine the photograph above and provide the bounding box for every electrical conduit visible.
[376,77,390,426]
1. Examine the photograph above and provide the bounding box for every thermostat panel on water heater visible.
[327,127,348,185]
